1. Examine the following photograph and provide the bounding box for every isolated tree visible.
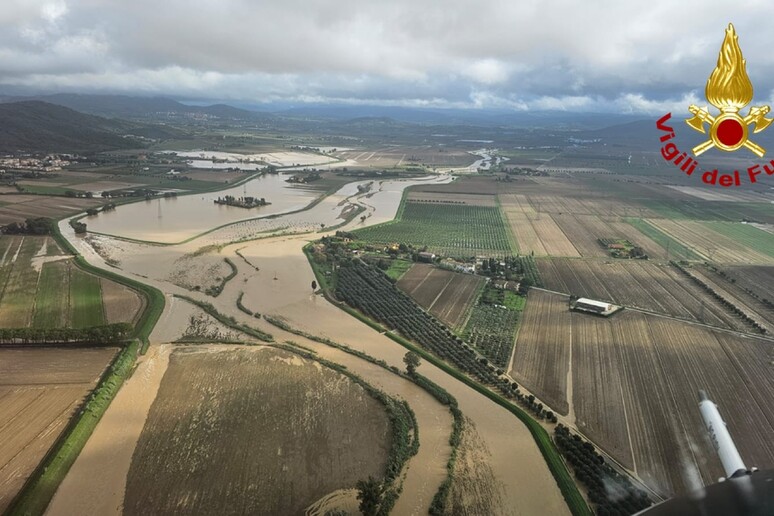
[356,476,383,516]
[403,351,421,375]
[311,280,317,291]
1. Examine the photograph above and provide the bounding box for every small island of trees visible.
[213,195,270,209]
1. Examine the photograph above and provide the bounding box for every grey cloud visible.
[2,0,774,113]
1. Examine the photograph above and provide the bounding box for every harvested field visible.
[0,195,102,226]
[0,236,142,329]
[702,221,774,259]
[411,176,500,195]
[124,346,392,516]
[508,290,571,415]
[551,214,665,259]
[510,290,774,497]
[499,196,579,257]
[0,347,117,513]
[648,219,774,264]
[665,185,766,202]
[685,265,774,334]
[522,195,650,218]
[719,265,774,304]
[537,258,748,331]
[397,264,484,329]
[407,191,497,206]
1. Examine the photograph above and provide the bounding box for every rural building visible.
[571,297,621,316]
[418,252,436,262]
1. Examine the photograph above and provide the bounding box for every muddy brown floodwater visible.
[51,173,568,516]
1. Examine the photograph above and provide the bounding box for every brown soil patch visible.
[0,347,117,513]
[100,279,144,324]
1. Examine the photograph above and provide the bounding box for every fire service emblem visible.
[686,23,771,157]
[657,23,774,186]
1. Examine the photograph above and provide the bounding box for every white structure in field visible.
[570,297,621,317]
[574,298,612,313]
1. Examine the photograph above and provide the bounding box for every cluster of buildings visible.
[0,154,73,172]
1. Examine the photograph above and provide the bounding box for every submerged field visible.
[511,290,774,497]
[124,346,392,515]
[0,236,143,329]
[0,347,117,513]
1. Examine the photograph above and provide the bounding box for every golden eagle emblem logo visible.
[686,23,772,157]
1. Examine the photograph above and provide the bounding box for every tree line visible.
[0,323,133,345]
[1,217,53,235]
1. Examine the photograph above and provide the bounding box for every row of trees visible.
[555,425,651,515]
[86,203,117,216]
[1,217,53,235]
[672,261,766,333]
[0,323,133,345]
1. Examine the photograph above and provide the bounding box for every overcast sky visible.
[2,0,774,113]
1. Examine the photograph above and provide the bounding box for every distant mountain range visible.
[0,94,266,121]
[0,93,662,154]
[270,104,643,129]
[0,93,646,130]
[0,101,180,153]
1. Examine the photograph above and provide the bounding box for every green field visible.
[702,222,774,259]
[355,202,514,257]
[70,267,105,328]
[625,218,701,261]
[32,261,69,328]
[0,236,118,329]
[385,259,413,280]
[0,237,41,326]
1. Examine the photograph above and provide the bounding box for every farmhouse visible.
[418,251,436,262]
[571,297,621,316]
